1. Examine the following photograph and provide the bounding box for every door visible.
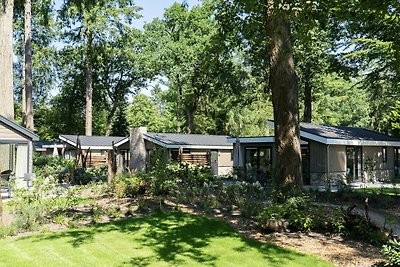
[346,147,362,182]
[301,146,310,185]
[210,150,218,175]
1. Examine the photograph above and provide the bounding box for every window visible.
[382,147,387,163]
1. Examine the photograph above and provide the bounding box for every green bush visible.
[33,154,75,183]
[382,239,400,266]
[111,173,144,198]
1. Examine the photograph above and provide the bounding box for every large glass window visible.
[382,147,387,163]
[395,148,400,177]
[346,146,362,181]
[244,147,272,184]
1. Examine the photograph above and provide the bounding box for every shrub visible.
[33,154,75,183]
[382,239,400,266]
[111,173,144,198]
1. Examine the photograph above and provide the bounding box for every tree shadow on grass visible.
[16,212,316,266]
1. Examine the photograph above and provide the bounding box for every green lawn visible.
[0,212,333,267]
[353,187,400,196]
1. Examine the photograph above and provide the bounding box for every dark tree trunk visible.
[85,30,93,136]
[24,0,34,131]
[187,107,196,134]
[303,65,312,123]
[268,12,303,192]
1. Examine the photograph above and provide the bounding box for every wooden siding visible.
[178,153,209,165]
[218,150,233,167]
[309,141,327,173]
[329,145,346,173]
[0,124,27,141]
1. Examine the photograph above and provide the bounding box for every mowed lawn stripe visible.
[0,212,334,267]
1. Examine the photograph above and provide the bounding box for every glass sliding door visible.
[395,148,400,177]
[244,146,272,185]
[346,146,362,182]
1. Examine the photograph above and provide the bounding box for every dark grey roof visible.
[144,132,232,148]
[300,123,400,141]
[59,135,126,148]
[0,114,39,141]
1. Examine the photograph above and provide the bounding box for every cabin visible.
[58,135,130,169]
[128,127,233,176]
[0,115,39,186]
[229,122,400,186]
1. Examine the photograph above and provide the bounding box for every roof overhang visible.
[227,137,275,143]
[59,135,114,150]
[143,134,233,150]
[301,131,400,147]
[114,137,129,147]
[0,115,39,141]
[42,144,64,149]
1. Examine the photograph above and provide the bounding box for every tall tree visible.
[0,0,14,120]
[143,1,245,134]
[58,0,141,136]
[267,1,302,191]
[23,0,34,131]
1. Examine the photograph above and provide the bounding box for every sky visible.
[133,0,201,29]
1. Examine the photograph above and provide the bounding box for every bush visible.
[258,194,320,232]
[8,176,83,234]
[33,154,75,183]
[382,239,400,266]
[111,173,144,198]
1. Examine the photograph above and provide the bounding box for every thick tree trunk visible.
[187,108,196,134]
[24,0,34,131]
[268,13,303,192]
[0,0,14,120]
[0,0,14,225]
[85,31,93,136]
[303,65,312,123]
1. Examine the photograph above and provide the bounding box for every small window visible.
[382,147,387,163]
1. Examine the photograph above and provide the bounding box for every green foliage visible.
[111,173,144,198]
[33,154,75,182]
[126,94,171,132]
[312,73,371,128]
[382,239,400,266]
[258,194,314,232]
[387,101,400,137]
[8,177,83,233]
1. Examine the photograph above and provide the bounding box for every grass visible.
[0,211,333,267]
[353,187,400,196]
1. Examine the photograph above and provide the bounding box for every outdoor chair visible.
[0,170,13,198]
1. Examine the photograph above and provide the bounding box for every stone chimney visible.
[129,127,147,173]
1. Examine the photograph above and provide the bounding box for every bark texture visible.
[85,30,93,136]
[303,65,312,123]
[24,0,34,130]
[0,0,14,120]
[268,12,303,191]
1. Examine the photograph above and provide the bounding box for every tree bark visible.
[85,30,93,136]
[268,12,303,192]
[303,65,312,123]
[0,0,14,120]
[187,107,196,134]
[24,0,34,131]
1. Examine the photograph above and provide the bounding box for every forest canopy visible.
[1,0,398,139]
